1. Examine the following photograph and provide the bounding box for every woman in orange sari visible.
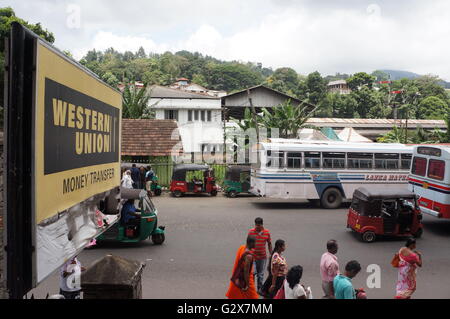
[226,236,259,299]
[395,238,422,299]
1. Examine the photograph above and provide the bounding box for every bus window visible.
[347,153,373,169]
[323,152,345,169]
[375,153,399,170]
[266,151,285,168]
[401,154,412,170]
[428,159,445,181]
[305,152,321,169]
[287,152,302,169]
[411,157,427,176]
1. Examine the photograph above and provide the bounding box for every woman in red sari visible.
[226,236,259,299]
[395,238,422,299]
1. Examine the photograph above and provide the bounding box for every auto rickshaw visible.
[150,174,162,196]
[223,165,253,198]
[170,164,218,197]
[97,187,165,244]
[347,187,423,243]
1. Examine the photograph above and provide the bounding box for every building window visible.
[201,110,205,121]
[207,111,212,122]
[164,110,178,120]
[188,110,193,122]
[194,110,199,121]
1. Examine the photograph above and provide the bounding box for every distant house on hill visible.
[222,85,313,120]
[170,78,227,97]
[327,80,351,94]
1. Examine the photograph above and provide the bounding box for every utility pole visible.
[247,89,260,165]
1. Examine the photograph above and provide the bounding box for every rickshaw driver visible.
[121,199,141,227]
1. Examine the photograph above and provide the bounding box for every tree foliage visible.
[122,82,155,119]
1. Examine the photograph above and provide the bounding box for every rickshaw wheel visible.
[173,190,182,197]
[413,228,423,239]
[152,233,165,245]
[361,231,376,243]
[210,190,218,197]
[228,190,237,198]
[154,188,162,196]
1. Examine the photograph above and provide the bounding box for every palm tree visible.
[259,100,319,138]
[122,82,155,119]
[377,126,412,143]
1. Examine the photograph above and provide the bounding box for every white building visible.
[148,85,226,160]
[327,80,351,94]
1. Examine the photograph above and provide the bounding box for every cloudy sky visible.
[4,0,450,80]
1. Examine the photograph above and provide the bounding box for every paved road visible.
[30,193,450,299]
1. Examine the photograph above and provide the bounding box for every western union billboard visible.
[5,23,122,297]
[35,42,121,223]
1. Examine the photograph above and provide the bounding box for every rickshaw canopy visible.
[172,164,211,181]
[352,187,417,217]
[353,187,416,202]
[225,165,251,182]
[120,187,147,200]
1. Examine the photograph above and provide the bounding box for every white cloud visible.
[73,31,169,59]
[4,0,450,80]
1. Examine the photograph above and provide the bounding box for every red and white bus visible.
[409,145,450,218]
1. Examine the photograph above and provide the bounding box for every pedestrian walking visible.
[59,256,86,299]
[226,236,259,299]
[130,164,140,188]
[333,260,361,299]
[320,239,340,298]
[248,217,272,294]
[139,166,146,189]
[284,265,312,299]
[394,238,422,299]
[145,166,155,192]
[261,239,287,299]
[121,170,133,189]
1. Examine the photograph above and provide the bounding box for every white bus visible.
[251,140,413,208]
[408,145,450,219]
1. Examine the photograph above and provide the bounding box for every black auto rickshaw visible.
[223,165,253,198]
[170,164,218,197]
[347,187,423,243]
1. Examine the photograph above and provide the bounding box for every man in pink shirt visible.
[320,239,340,298]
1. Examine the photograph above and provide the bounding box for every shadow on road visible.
[422,219,450,238]
[250,201,350,210]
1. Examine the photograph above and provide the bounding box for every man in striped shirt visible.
[248,217,272,293]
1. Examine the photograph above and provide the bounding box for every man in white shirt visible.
[320,239,340,299]
[59,256,86,299]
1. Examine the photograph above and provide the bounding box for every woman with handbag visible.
[261,239,287,299]
[226,236,259,299]
[395,238,423,299]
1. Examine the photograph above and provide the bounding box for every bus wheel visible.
[361,231,376,243]
[228,190,237,198]
[173,190,182,198]
[320,188,343,209]
[413,228,423,239]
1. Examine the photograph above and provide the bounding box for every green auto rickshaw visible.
[149,175,162,196]
[97,187,165,244]
[223,165,253,198]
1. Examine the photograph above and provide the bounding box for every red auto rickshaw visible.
[170,164,218,197]
[347,187,423,243]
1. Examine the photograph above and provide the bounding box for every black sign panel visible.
[417,146,441,157]
[44,78,120,174]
